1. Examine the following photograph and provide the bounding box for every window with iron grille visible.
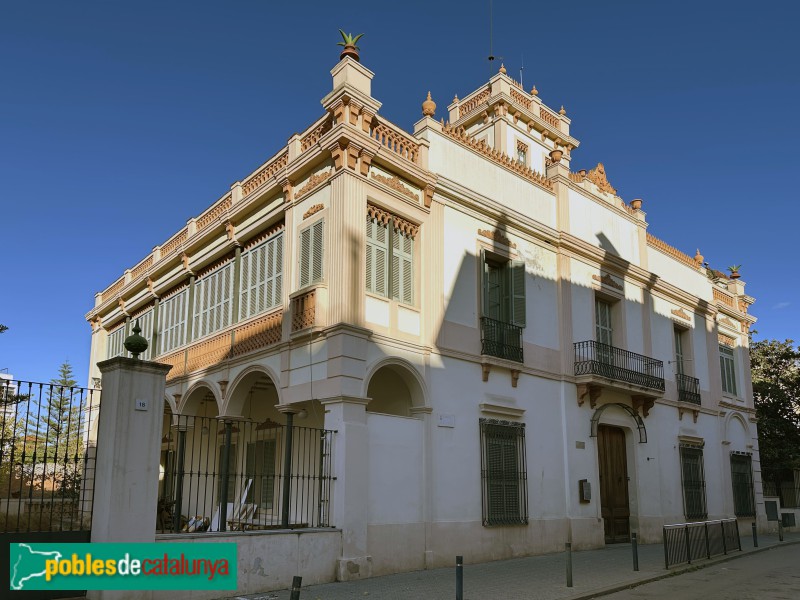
[730,452,755,517]
[366,213,414,305]
[680,445,707,520]
[480,419,528,526]
[719,344,737,395]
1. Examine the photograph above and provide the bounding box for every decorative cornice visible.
[646,233,701,271]
[295,169,331,199]
[371,172,418,202]
[586,163,617,196]
[441,121,552,190]
[478,228,516,249]
[303,204,325,220]
[592,273,623,291]
[671,307,691,321]
[367,204,419,238]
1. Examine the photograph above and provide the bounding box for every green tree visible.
[751,339,800,490]
[29,361,85,500]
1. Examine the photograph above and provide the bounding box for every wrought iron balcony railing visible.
[481,317,523,363]
[676,373,701,405]
[574,340,665,391]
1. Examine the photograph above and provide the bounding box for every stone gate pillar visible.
[90,357,171,545]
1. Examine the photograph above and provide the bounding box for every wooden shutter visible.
[680,446,707,519]
[136,308,155,361]
[107,324,126,359]
[366,216,388,296]
[240,232,283,321]
[299,225,311,288]
[391,227,413,304]
[159,288,188,355]
[312,219,324,283]
[194,263,233,339]
[595,299,613,346]
[509,260,526,327]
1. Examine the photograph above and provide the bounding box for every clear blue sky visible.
[1,1,798,386]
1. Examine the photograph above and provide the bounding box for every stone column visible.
[90,357,171,545]
[321,396,372,581]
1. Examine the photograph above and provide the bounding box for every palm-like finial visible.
[337,30,364,49]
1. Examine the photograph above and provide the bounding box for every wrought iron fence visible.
[676,373,701,405]
[663,518,740,568]
[0,379,99,533]
[158,414,335,534]
[763,476,800,508]
[480,317,523,363]
[574,341,665,391]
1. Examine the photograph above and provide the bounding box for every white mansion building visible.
[86,49,762,579]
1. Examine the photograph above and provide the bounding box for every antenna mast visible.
[488,0,494,75]
[520,54,524,88]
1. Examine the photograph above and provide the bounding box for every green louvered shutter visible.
[136,308,155,361]
[391,228,413,304]
[366,216,389,296]
[311,220,324,283]
[509,260,526,327]
[158,289,187,355]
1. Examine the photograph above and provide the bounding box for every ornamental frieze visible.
[586,163,617,196]
[295,169,331,199]
[303,204,325,220]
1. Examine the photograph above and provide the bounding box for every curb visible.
[570,539,800,600]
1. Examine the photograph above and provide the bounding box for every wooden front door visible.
[597,425,630,543]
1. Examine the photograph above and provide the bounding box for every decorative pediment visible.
[718,333,735,347]
[295,169,331,198]
[303,204,325,220]
[671,308,691,321]
[718,316,738,330]
[587,163,617,196]
[371,172,419,202]
[592,273,623,291]
[478,229,516,249]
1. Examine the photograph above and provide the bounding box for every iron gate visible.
[1,378,100,599]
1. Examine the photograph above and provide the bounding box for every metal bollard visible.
[290,575,302,600]
[779,522,784,542]
[751,522,758,548]
[456,555,463,600]
[632,532,639,571]
[566,542,573,588]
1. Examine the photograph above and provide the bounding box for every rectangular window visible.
[193,262,234,340]
[106,323,127,359]
[595,298,613,346]
[481,250,526,326]
[157,288,188,356]
[240,232,284,321]
[480,419,528,526]
[730,453,755,517]
[366,214,414,304]
[674,327,685,374]
[719,345,737,395]
[246,439,278,510]
[299,219,324,288]
[680,445,707,520]
[480,250,525,362]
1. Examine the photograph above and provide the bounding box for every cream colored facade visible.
[86,52,763,580]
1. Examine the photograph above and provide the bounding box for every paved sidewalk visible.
[224,532,800,600]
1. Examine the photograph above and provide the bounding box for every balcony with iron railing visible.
[574,341,665,396]
[480,317,523,363]
[676,372,701,405]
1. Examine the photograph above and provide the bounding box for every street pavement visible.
[223,532,800,600]
[602,543,800,599]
